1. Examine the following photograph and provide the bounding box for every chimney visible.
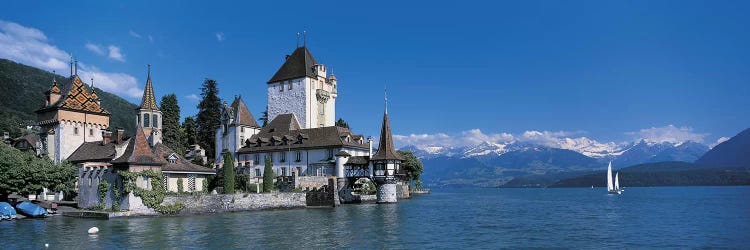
[102,130,112,145]
[116,128,124,144]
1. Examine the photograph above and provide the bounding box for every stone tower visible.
[371,103,404,203]
[266,46,338,129]
[36,70,110,163]
[136,65,162,146]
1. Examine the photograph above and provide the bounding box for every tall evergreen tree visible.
[196,79,222,161]
[222,151,235,194]
[182,116,197,146]
[259,106,269,127]
[160,94,182,152]
[335,118,349,129]
[263,157,274,192]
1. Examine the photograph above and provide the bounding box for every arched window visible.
[143,114,150,127]
[152,114,159,128]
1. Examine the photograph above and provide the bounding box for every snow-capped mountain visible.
[401,138,709,165]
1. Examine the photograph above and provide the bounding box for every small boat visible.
[0,202,17,220]
[15,201,47,217]
[607,161,623,195]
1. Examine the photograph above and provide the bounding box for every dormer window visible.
[167,153,178,164]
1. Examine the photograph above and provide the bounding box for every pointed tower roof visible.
[90,78,100,101]
[47,72,61,94]
[371,112,404,161]
[231,96,260,127]
[112,126,165,166]
[268,47,318,83]
[139,65,159,111]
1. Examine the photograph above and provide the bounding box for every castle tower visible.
[266,46,337,129]
[371,98,404,203]
[36,70,110,163]
[136,65,162,146]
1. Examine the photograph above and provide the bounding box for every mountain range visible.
[403,134,715,187]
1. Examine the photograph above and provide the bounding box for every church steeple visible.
[136,64,162,146]
[139,64,159,111]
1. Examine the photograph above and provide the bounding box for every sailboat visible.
[607,161,622,195]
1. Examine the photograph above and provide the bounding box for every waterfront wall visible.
[396,182,411,199]
[162,193,306,214]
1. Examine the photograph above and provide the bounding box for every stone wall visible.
[162,193,306,214]
[297,176,329,189]
[305,178,338,207]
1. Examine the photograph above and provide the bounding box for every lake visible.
[2,186,749,249]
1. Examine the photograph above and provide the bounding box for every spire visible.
[49,70,60,94]
[371,98,403,161]
[90,77,99,100]
[384,86,388,115]
[69,56,73,76]
[139,64,159,111]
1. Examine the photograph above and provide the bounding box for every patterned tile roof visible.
[37,75,109,115]
[139,67,159,111]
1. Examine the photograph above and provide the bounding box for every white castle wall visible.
[56,121,105,163]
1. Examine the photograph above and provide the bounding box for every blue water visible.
[2,186,749,249]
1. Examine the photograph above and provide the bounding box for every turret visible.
[371,92,404,203]
[136,64,162,146]
[45,72,61,106]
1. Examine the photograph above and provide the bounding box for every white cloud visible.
[85,43,105,55]
[129,30,141,38]
[107,45,125,62]
[215,32,225,42]
[0,20,142,98]
[0,20,70,72]
[625,125,708,144]
[185,94,200,102]
[710,137,730,148]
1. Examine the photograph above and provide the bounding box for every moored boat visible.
[15,201,47,218]
[0,202,17,220]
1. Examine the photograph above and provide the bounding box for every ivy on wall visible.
[118,170,184,214]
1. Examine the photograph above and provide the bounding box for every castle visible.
[217,45,408,203]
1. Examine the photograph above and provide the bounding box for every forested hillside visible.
[0,59,137,137]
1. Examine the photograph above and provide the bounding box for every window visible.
[288,81,293,90]
[152,114,159,128]
[281,167,287,176]
[143,176,150,190]
[295,151,302,162]
[280,151,286,162]
[143,114,150,127]
[254,154,260,165]
[327,149,334,159]
[255,168,261,177]
[168,153,178,164]
[240,135,245,145]
[240,127,244,133]
[74,127,79,135]
[280,82,284,92]
[89,128,94,136]
[188,174,196,191]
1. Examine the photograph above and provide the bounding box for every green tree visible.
[335,118,349,129]
[0,143,77,198]
[259,106,268,127]
[222,151,235,194]
[397,150,424,182]
[196,79,222,161]
[182,116,198,146]
[263,157,274,192]
[160,94,182,152]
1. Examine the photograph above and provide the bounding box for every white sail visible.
[614,172,620,190]
[607,161,614,192]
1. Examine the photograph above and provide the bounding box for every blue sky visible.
[1,0,748,150]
